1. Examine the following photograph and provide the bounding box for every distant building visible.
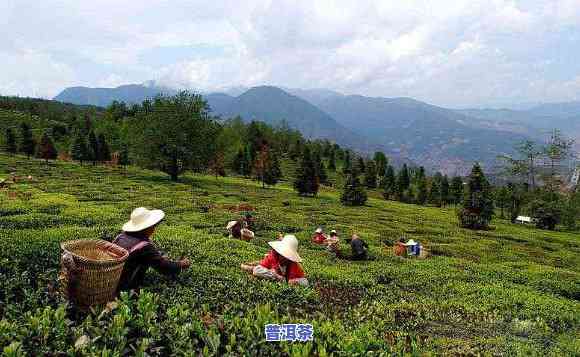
[515,216,534,224]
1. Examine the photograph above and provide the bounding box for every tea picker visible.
[59,207,191,309]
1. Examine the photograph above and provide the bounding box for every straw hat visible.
[122,207,165,232]
[405,239,417,246]
[226,220,238,230]
[330,230,337,234]
[315,227,323,234]
[268,235,302,263]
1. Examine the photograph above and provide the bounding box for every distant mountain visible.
[55,82,553,174]
[312,95,527,174]
[54,84,175,107]
[205,86,385,154]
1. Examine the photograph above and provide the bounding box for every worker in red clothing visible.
[241,235,308,286]
[311,227,327,244]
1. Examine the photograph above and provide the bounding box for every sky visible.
[1,0,579,108]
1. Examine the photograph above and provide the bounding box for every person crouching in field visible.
[113,207,191,292]
[226,213,254,241]
[312,227,327,244]
[241,235,308,286]
[324,230,340,256]
[347,234,369,260]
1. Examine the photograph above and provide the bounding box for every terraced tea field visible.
[1,153,579,355]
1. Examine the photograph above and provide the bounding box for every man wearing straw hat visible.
[113,207,191,291]
[241,235,308,286]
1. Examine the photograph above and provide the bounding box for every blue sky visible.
[1,0,579,107]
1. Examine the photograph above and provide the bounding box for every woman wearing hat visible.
[311,227,327,244]
[113,207,191,291]
[244,235,308,286]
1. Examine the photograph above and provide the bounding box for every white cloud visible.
[0,0,579,106]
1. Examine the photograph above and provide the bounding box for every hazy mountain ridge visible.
[53,83,580,174]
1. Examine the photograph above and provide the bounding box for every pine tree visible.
[441,175,450,207]
[118,145,130,168]
[458,163,494,229]
[37,131,58,163]
[70,133,89,164]
[382,165,396,200]
[294,146,319,196]
[4,128,17,154]
[357,157,366,173]
[416,175,428,205]
[328,149,337,171]
[343,150,352,174]
[373,152,388,178]
[243,145,253,176]
[313,151,327,185]
[450,176,464,205]
[19,122,35,158]
[398,164,410,191]
[428,173,443,207]
[88,130,99,164]
[97,133,111,162]
[395,164,410,201]
[234,147,246,175]
[364,160,377,188]
[341,174,368,206]
[263,150,282,186]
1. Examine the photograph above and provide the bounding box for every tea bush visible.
[0,153,579,355]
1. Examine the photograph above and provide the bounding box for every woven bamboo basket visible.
[59,239,129,308]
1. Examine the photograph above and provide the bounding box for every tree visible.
[328,149,337,171]
[450,176,464,205]
[294,146,319,196]
[37,131,58,163]
[343,150,352,174]
[382,165,396,200]
[530,197,562,230]
[395,164,410,201]
[507,182,524,223]
[4,128,17,154]
[88,130,99,164]
[243,145,253,177]
[458,163,494,230]
[373,152,388,178]
[356,157,366,174]
[97,133,111,162]
[233,147,246,175]
[543,129,574,198]
[209,151,226,179]
[313,150,328,185]
[70,133,89,164]
[494,186,510,219]
[562,191,580,230]
[441,175,450,207]
[341,174,368,206]
[416,174,428,205]
[19,122,35,158]
[133,92,219,181]
[398,164,410,191]
[499,139,542,189]
[428,173,443,207]
[364,160,377,188]
[118,145,130,168]
[264,150,282,186]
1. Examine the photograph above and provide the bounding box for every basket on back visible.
[59,239,129,309]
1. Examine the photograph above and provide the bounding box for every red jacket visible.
[259,250,305,281]
[312,233,326,244]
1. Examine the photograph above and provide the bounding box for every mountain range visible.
[53,83,580,175]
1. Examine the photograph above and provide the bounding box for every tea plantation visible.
[1,153,579,356]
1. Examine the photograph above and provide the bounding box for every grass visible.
[0,153,579,355]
